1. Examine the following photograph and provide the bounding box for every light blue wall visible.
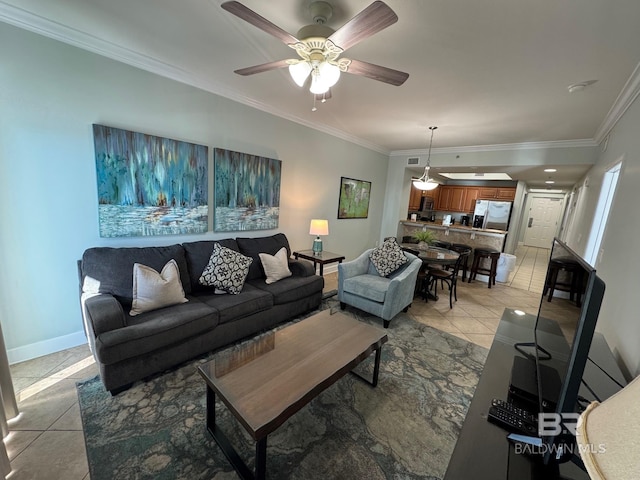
[0,23,389,362]
[562,93,640,378]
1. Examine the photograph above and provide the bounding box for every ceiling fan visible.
[221,1,409,98]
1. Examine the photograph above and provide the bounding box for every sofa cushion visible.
[183,239,239,293]
[259,247,292,284]
[248,274,323,305]
[130,259,188,316]
[199,243,253,295]
[236,233,291,281]
[81,245,191,302]
[195,283,273,324]
[96,297,218,365]
[369,240,408,277]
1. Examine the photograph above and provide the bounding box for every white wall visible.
[562,95,640,378]
[0,23,389,362]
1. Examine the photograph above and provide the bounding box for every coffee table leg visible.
[255,438,267,480]
[350,345,383,387]
[205,386,260,480]
[372,346,382,387]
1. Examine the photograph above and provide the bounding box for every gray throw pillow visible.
[199,243,253,295]
[369,239,408,277]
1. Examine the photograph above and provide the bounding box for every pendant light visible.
[413,126,439,191]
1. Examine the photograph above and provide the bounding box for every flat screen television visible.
[517,238,606,465]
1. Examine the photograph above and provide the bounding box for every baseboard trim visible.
[7,330,87,365]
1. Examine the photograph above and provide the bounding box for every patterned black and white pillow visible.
[199,243,253,295]
[369,239,408,277]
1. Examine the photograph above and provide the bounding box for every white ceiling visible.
[2,0,640,188]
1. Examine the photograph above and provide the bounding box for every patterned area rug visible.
[77,301,488,479]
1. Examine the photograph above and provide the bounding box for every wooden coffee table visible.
[198,309,388,479]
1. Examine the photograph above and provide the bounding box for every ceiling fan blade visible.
[234,59,291,76]
[221,1,299,45]
[345,59,409,86]
[327,1,398,51]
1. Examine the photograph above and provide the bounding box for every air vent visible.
[407,157,419,165]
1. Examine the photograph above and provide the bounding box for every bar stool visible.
[543,256,584,306]
[451,243,472,280]
[433,240,452,249]
[468,247,500,288]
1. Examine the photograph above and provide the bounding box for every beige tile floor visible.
[4,245,548,479]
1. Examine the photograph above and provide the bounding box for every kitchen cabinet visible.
[463,187,480,212]
[496,188,516,200]
[435,186,466,211]
[478,187,516,201]
[411,185,516,214]
[408,184,423,210]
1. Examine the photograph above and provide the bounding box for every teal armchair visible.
[338,249,421,328]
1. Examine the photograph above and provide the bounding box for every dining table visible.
[401,243,460,301]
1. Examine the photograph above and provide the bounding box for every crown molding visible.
[0,1,389,155]
[390,138,599,157]
[593,61,640,145]
[5,1,635,157]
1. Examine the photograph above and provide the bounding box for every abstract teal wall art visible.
[93,124,208,237]
[214,148,281,232]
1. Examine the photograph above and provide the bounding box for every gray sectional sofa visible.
[78,233,324,394]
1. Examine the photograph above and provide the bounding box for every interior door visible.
[523,197,564,248]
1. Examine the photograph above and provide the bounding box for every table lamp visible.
[309,219,329,255]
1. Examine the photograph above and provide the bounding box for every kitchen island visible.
[399,221,507,253]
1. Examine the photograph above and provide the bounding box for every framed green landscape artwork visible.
[337,177,371,219]
[214,148,281,232]
[93,124,208,237]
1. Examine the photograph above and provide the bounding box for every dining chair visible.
[426,250,470,308]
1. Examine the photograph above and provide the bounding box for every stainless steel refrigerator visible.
[473,200,512,230]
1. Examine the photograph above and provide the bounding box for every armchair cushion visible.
[369,240,408,277]
[343,274,390,303]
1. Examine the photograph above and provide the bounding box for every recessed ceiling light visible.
[544,168,557,173]
[545,180,555,184]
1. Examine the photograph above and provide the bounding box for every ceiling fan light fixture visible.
[289,61,312,86]
[309,61,340,94]
[318,61,340,87]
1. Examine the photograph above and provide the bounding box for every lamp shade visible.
[289,62,311,87]
[309,219,329,236]
[413,178,439,191]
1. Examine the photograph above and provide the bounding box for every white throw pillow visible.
[259,247,292,284]
[130,259,188,316]
[199,243,253,295]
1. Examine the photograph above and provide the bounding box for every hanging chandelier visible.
[412,126,439,191]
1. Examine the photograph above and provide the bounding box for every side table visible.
[292,250,345,276]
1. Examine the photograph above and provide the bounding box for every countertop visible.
[401,220,508,236]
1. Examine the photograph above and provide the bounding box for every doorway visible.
[523,196,564,248]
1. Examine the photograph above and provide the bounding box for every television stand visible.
[443,309,626,480]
